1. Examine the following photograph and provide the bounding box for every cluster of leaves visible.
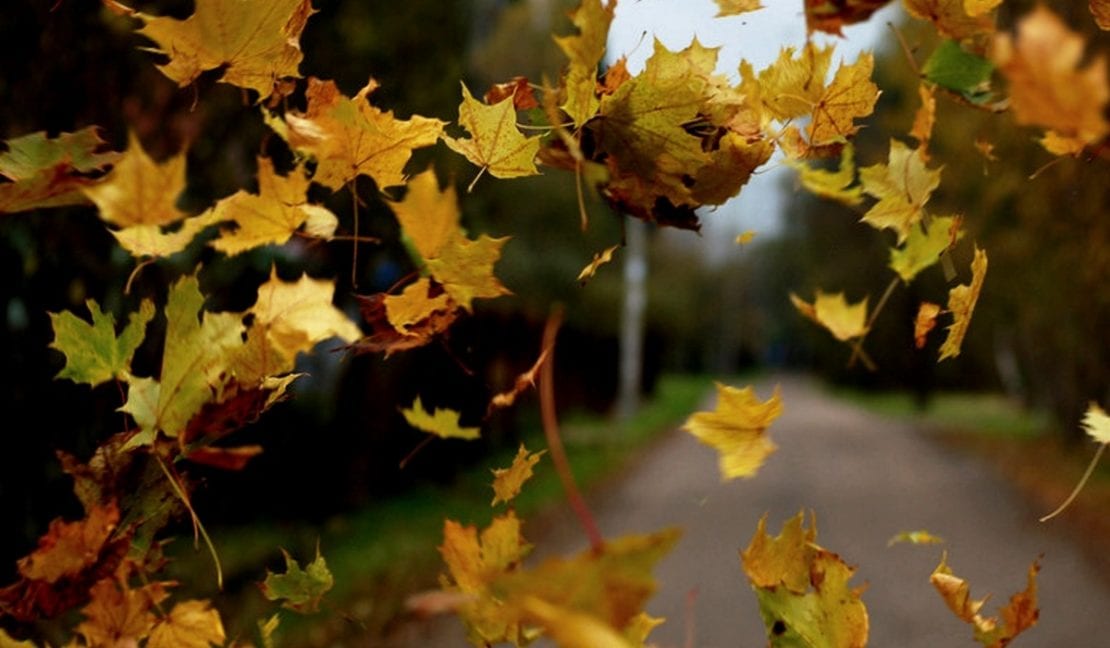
[0,0,1106,645]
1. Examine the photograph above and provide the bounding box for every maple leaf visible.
[261,548,334,614]
[910,84,937,159]
[74,577,168,647]
[903,0,996,41]
[485,77,540,110]
[683,383,783,480]
[121,274,244,443]
[714,0,764,17]
[49,298,154,387]
[789,143,863,206]
[386,168,462,262]
[1093,0,1110,30]
[0,128,118,214]
[804,0,893,35]
[425,235,512,312]
[938,247,987,361]
[741,43,834,122]
[147,599,226,648]
[578,244,620,283]
[889,215,962,283]
[402,396,480,440]
[1083,403,1110,444]
[489,346,551,413]
[268,77,445,190]
[922,40,996,105]
[914,301,942,349]
[17,503,119,584]
[210,157,337,255]
[743,513,869,647]
[82,132,185,228]
[250,267,362,367]
[491,445,547,506]
[350,292,457,357]
[444,84,542,185]
[384,278,455,336]
[791,291,869,342]
[555,0,615,127]
[888,530,945,546]
[860,140,942,243]
[965,0,1003,16]
[930,552,1039,647]
[519,596,633,648]
[993,6,1109,151]
[117,0,314,98]
[808,52,879,146]
[112,212,221,259]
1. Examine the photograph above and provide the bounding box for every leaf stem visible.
[848,276,899,369]
[350,182,360,288]
[575,159,589,230]
[155,454,224,590]
[1040,443,1106,522]
[539,306,603,552]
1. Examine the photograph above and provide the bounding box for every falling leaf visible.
[519,596,633,648]
[736,230,757,245]
[147,599,226,648]
[210,157,337,255]
[0,128,118,214]
[791,291,869,342]
[444,84,542,183]
[910,84,937,158]
[387,168,461,262]
[555,0,615,127]
[384,278,455,336]
[49,299,154,387]
[425,235,512,312]
[261,549,334,614]
[402,397,480,440]
[804,0,893,35]
[578,245,619,283]
[741,43,834,122]
[75,577,167,647]
[938,247,987,361]
[964,0,1003,16]
[887,530,945,546]
[922,40,996,105]
[683,383,783,480]
[993,6,1109,152]
[914,302,942,349]
[625,612,666,646]
[83,132,185,229]
[117,0,314,97]
[267,77,445,190]
[974,138,998,161]
[807,52,879,146]
[903,0,995,41]
[491,445,547,506]
[1082,403,1110,444]
[860,140,942,243]
[184,445,265,471]
[930,552,1039,647]
[484,76,539,110]
[790,143,863,206]
[889,215,962,283]
[350,292,457,357]
[489,347,551,413]
[1093,0,1110,29]
[714,0,764,17]
[250,268,362,366]
[17,503,120,584]
[741,512,869,647]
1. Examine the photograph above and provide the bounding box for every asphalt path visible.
[398,374,1110,647]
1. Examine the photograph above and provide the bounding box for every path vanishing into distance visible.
[397,374,1110,647]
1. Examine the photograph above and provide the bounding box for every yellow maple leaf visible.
[268,77,444,190]
[0,127,119,214]
[741,43,834,122]
[889,215,962,283]
[555,0,615,127]
[489,346,551,413]
[1083,403,1110,444]
[1093,0,1110,30]
[910,83,937,159]
[384,278,454,336]
[903,0,995,40]
[75,577,168,647]
[18,503,119,583]
[519,597,633,648]
[83,132,185,229]
[790,142,863,206]
[683,383,783,480]
[250,268,362,365]
[807,52,879,146]
[425,234,512,312]
[860,140,942,243]
[118,0,314,98]
[791,291,869,341]
[387,168,461,261]
[444,84,542,185]
[147,600,226,648]
[402,396,480,440]
[964,0,1003,17]
[714,0,765,16]
[491,445,547,506]
[210,157,337,256]
[931,552,1039,647]
[938,247,987,361]
[993,6,1109,150]
[578,244,619,283]
[742,512,869,647]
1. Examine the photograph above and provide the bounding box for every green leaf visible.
[923,40,994,104]
[261,548,334,614]
[889,215,961,283]
[49,299,155,387]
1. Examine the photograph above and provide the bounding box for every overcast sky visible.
[605,0,906,263]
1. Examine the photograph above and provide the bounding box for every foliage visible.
[0,0,1106,645]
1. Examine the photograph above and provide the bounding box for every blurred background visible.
[0,0,1106,643]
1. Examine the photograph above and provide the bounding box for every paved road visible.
[397,375,1110,647]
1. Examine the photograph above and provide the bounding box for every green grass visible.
[166,374,712,645]
[828,387,1051,439]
